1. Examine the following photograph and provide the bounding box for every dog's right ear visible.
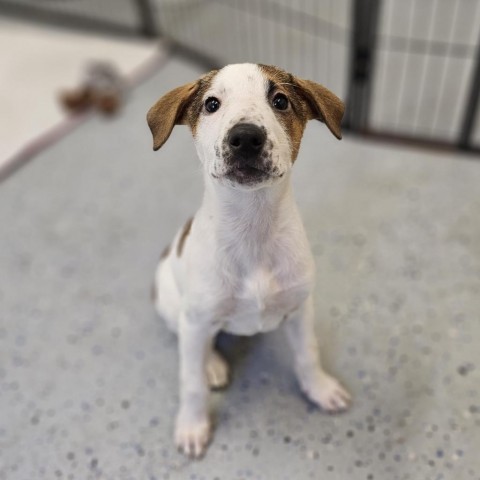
[147,82,198,151]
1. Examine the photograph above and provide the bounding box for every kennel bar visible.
[458,30,480,150]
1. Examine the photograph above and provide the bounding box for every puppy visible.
[147,64,351,457]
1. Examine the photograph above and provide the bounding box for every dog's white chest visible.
[222,268,307,335]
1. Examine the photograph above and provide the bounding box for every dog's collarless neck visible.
[197,175,297,260]
[203,173,293,220]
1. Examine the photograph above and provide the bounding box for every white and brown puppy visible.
[147,64,351,458]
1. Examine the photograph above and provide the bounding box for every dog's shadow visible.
[213,330,296,396]
[214,331,258,375]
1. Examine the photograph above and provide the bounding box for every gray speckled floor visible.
[1,57,480,480]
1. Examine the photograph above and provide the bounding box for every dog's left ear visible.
[147,81,198,151]
[294,78,344,140]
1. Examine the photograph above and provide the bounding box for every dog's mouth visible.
[225,163,271,184]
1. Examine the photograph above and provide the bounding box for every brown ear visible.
[294,78,344,140]
[146,81,198,151]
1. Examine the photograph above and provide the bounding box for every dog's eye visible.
[272,93,289,111]
[205,97,221,113]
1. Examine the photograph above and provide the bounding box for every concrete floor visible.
[0,57,479,480]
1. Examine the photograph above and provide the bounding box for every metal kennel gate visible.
[345,0,480,152]
[1,0,479,153]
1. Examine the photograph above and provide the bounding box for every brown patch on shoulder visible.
[183,70,219,136]
[160,243,170,261]
[177,217,194,257]
[258,65,310,163]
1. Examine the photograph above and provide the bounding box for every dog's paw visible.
[206,350,229,390]
[302,373,351,413]
[175,414,211,458]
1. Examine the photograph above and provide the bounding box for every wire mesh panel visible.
[153,0,351,98]
[371,0,480,148]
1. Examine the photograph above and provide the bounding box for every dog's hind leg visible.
[152,250,228,389]
[206,348,229,390]
[152,254,181,333]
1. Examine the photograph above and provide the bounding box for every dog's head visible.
[147,64,344,189]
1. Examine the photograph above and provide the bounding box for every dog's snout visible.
[228,123,266,158]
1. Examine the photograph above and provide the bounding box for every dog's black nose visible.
[228,123,266,158]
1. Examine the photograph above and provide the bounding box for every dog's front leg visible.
[175,311,215,458]
[284,295,351,412]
